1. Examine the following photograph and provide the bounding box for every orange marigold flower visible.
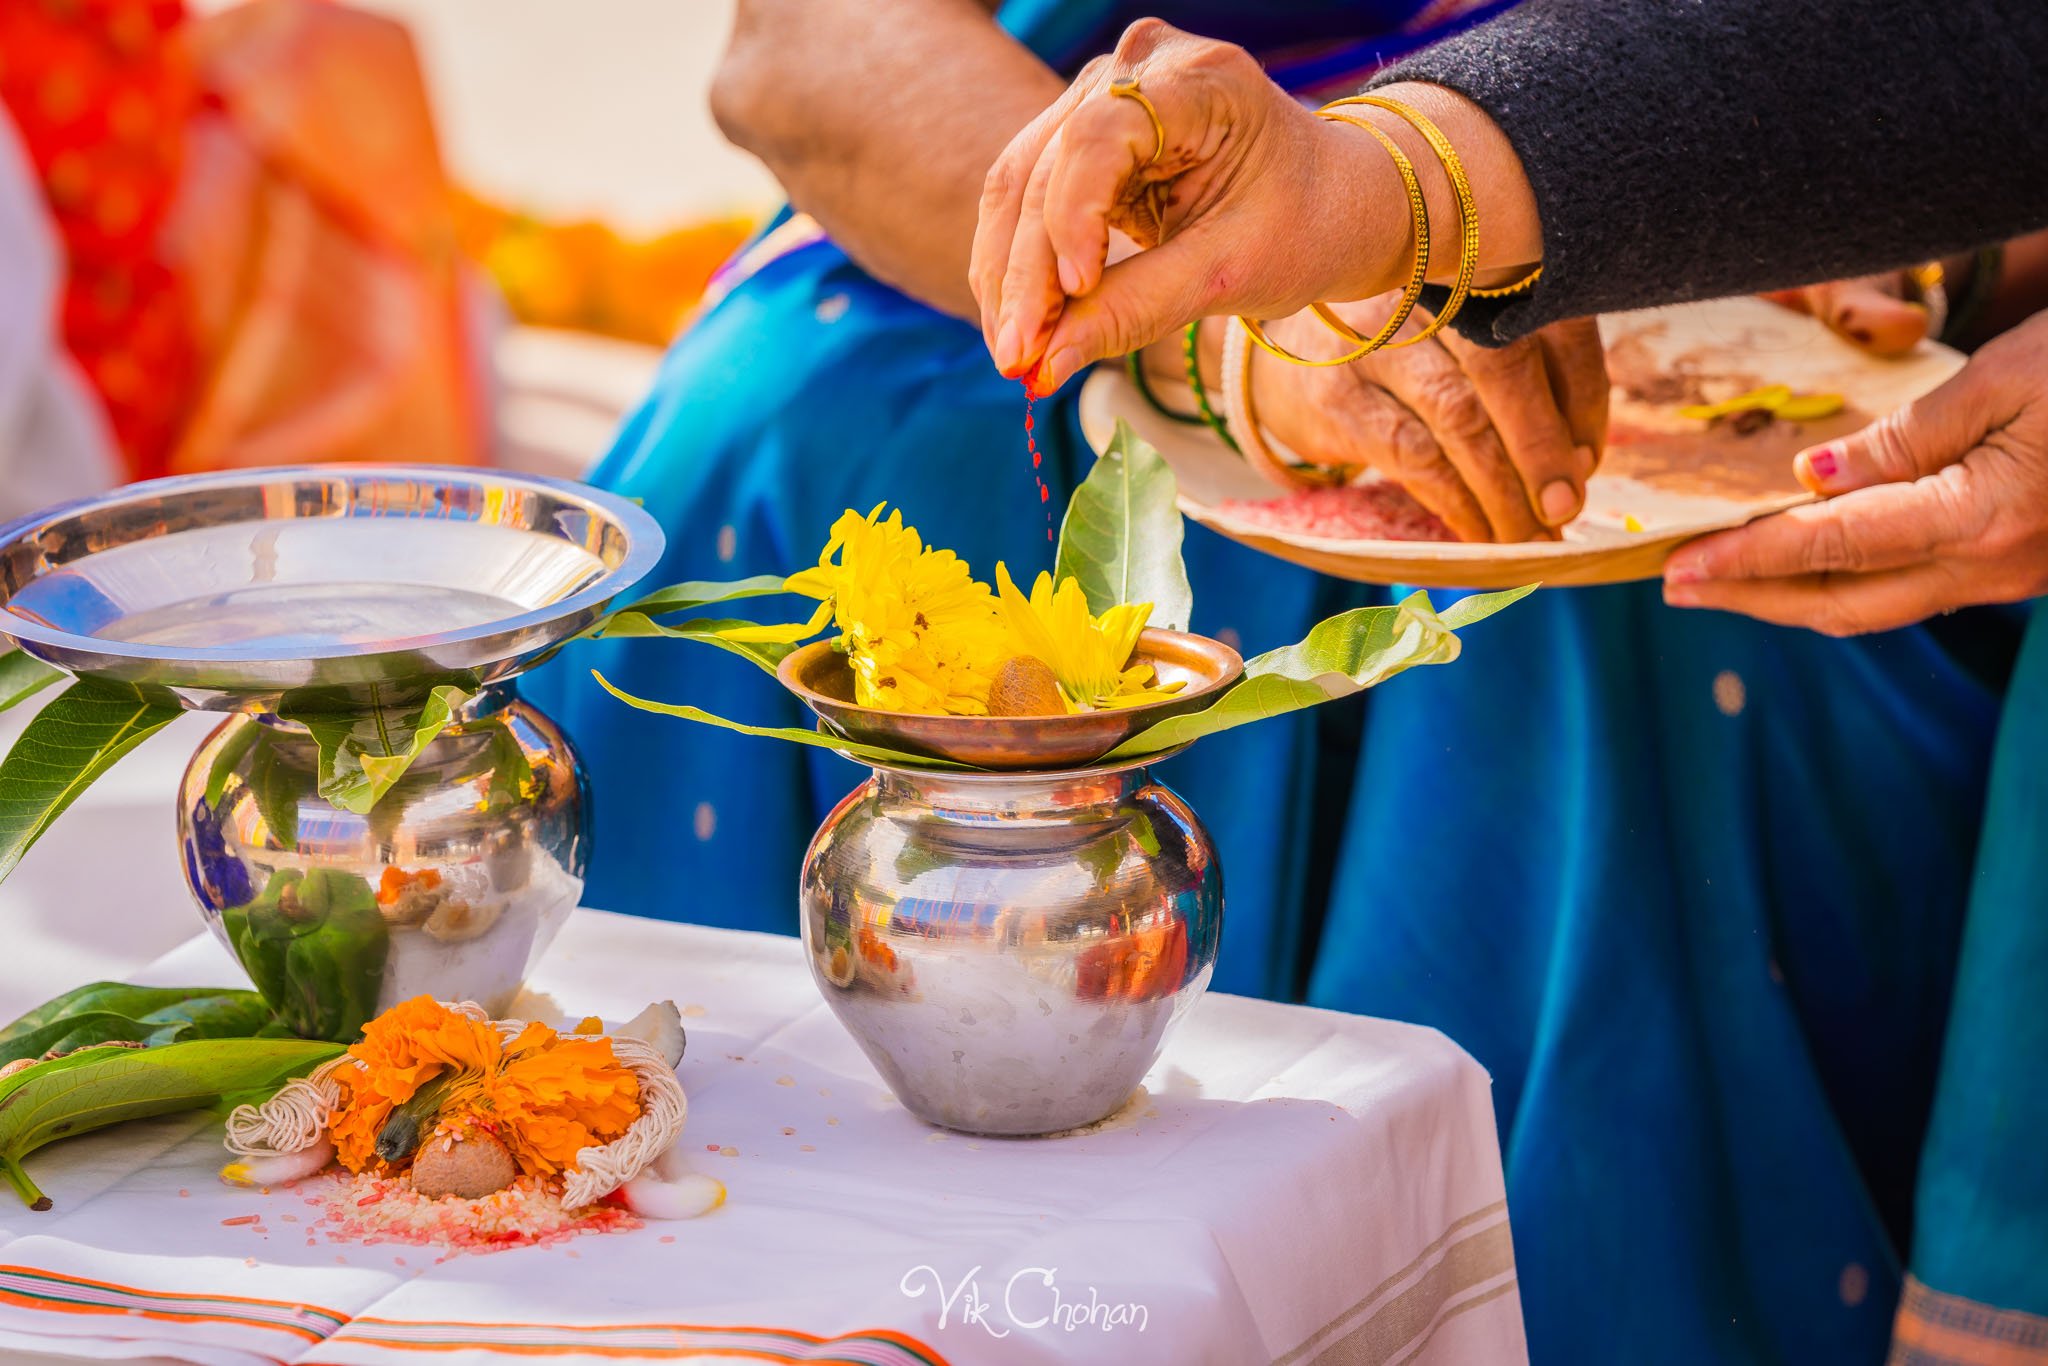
[329,998,641,1180]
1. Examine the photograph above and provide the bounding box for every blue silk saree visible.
[523,3,2048,1360]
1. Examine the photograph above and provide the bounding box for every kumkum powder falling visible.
[1023,383,1052,543]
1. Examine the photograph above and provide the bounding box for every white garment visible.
[0,106,120,524]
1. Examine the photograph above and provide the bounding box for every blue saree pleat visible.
[1904,606,2048,1344]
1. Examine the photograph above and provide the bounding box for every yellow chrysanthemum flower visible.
[993,564,1184,712]
[727,504,1008,715]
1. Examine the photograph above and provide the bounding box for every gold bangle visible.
[1318,95,1478,347]
[1470,265,1542,299]
[1236,113,1431,367]
[1221,318,1341,489]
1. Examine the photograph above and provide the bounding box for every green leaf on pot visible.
[0,1037,341,1209]
[593,672,969,770]
[612,575,790,620]
[1106,585,1536,759]
[280,683,472,815]
[1055,419,1193,631]
[593,614,797,675]
[246,727,303,847]
[1438,583,1539,629]
[0,652,64,714]
[202,720,263,808]
[0,680,182,885]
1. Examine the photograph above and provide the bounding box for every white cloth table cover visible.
[0,911,1525,1365]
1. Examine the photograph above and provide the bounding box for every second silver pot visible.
[800,753,1222,1136]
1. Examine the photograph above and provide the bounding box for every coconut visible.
[987,655,1065,717]
[411,1130,518,1200]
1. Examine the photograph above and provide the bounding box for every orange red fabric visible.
[1,0,488,481]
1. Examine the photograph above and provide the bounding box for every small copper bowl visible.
[775,628,1244,770]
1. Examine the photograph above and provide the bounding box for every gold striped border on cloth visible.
[1890,1274,2048,1366]
[1275,1200,1518,1366]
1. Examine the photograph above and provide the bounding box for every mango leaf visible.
[0,652,63,713]
[1105,585,1536,759]
[280,683,471,815]
[0,1037,340,1209]
[247,727,302,847]
[202,720,263,808]
[1055,419,1193,630]
[1439,583,1539,629]
[610,575,789,620]
[0,680,182,885]
[0,993,272,1067]
[593,672,968,770]
[1,983,260,1045]
[592,614,797,675]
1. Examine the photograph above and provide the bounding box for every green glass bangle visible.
[1123,350,1205,426]
[1183,321,1240,455]
[1942,245,2004,349]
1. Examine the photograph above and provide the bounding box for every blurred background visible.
[0,0,774,520]
[0,0,769,1016]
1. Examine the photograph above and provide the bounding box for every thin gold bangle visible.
[1221,318,1340,489]
[1318,95,1478,347]
[1470,265,1542,299]
[1235,113,1431,367]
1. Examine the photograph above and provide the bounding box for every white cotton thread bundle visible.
[561,1032,688,1209]
[220,1001,696,1212]
[224,1057,349,1157]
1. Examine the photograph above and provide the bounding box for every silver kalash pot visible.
[180,687,586,1038]
[0,466,662,1041]
[801,753,1222,1135]
[779,631,1241,1136]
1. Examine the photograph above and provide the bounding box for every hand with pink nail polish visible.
[1661,308,2048,635]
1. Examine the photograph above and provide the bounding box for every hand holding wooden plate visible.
[1079,296,1965,588]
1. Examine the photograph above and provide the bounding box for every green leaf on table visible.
[0,680,181,886]
[0,652,63,714]
[0,991,272,1067]
[0,1037,341,1209]
[1105,585,1538,759]
[279,683,471,815]
[1055,419,1193,630]
[593,672,968,770]
[592,614,798,675]
[1,983,263,1047]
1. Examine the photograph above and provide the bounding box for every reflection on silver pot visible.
[800,752,1221,1136]
[178,687,585,1040]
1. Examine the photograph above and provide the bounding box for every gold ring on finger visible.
[1109,79,1167,165]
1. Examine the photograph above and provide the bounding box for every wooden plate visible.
[1079,296,1965,589]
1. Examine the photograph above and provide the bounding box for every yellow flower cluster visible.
[729,504,1182,717]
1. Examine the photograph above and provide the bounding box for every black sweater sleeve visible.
[1369,0,2048,343]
